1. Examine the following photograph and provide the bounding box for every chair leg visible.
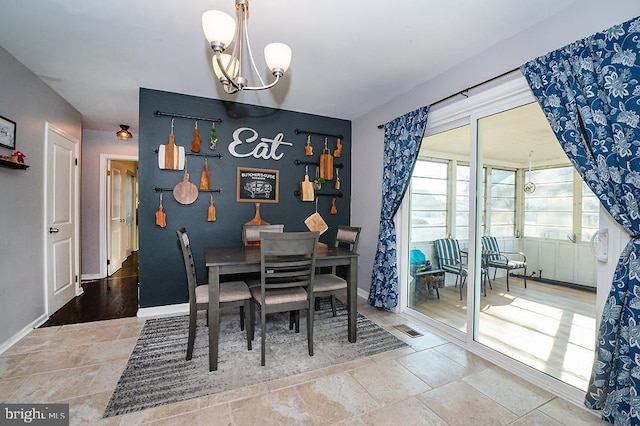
[314,297,321,311]
[244,300,252,351]
[249,301,256,341]
[289,311,295,330]
[330,294,337,317]
[506,269,510,292]
[239,306,245,331]
[523,267,527,288]
[294,311,300,333]
[307,306,314,357]
[186,308,197,361]
[260,308,266,366]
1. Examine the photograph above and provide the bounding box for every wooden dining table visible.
[204,244,359,371]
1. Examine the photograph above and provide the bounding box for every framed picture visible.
[0,115,16,150]
[236,167,279,203]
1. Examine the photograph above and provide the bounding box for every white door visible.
[125,171,136,255]
[46,124,79,314]
[108,161,127,275]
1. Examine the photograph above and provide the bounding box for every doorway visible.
[45,123,80,315]
[102,156,138,277]
[402,76,601,404]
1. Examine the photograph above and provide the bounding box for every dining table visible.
[204,243,359,371]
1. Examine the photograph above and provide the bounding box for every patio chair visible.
[433,238,467,300]
[481,235,527,291]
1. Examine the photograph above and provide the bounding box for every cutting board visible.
[319,147,333,180]
[300,167,314,201]
[158,134,185,170]
[173,172,198,204]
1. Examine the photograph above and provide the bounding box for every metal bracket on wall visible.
[153,110,223,124]
[294,129,343,139]
[294,159,343,168]
[294,191,343,198]
[152,149,222,159]
[154,187,222,193]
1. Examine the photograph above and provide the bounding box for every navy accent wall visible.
[138,88,351,308]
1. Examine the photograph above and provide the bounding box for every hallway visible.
[41,252,138,327]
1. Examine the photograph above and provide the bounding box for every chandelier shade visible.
[201,10,235,49]
[202,0,291,94]
[264,43,292,75]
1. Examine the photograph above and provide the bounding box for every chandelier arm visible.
[243,15,266,87]
[213,52,241,93]
[242,73,281,91]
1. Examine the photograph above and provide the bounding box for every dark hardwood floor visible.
[40,252,139,327]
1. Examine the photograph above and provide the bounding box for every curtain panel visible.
[521,16,640,424]
[368,106,429,310]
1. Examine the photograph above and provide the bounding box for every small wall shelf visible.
[0,158,29,169]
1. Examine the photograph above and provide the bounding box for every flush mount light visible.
[202,0,292,94]
[116,124,133,141]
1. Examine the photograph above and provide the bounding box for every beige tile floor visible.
[0,297,608,426]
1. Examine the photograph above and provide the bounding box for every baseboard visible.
[137,303,189,318]
[357,287,369,301]
[0,313,48,355]
[81,273,104,281]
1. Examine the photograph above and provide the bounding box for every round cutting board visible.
[173,172,199,205]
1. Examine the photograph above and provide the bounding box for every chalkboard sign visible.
[236,167,280,203]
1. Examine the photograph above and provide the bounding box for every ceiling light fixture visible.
[116,124,133,141]
[202,0,292,94]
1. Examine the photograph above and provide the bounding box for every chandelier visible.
[202,0,292,94]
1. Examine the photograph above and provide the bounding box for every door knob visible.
[49,227,59,234]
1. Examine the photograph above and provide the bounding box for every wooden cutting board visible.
[173,172,198,205]
[319,147,333,180]
[300,167,314,201]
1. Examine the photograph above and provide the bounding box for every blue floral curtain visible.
[368,106,429,310]
[521,16,640,424]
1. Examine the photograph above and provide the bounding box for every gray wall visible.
[351,0,640,298]
[80,129,138,277]
[0,46,82,345]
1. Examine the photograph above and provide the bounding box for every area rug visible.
[103,300,407,418]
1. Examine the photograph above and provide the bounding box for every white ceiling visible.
[423,102,567,167]
[0,0,583,135]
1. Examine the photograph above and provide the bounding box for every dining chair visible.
[313,225,361,316]
[481,235,527,291]
[176,228,252,361]
[242,224,284,247]
[249,231,319,366]
[433,238,468,300]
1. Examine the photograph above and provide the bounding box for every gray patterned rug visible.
[103,300,407,418]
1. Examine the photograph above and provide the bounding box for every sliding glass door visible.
[404,78,599,392]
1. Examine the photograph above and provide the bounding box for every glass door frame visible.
[398,75,589,406]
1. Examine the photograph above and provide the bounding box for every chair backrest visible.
[260,232,319,295]
[433,238,462,268]
[242,224,284,247]
[481,236,501,261]
[334,225,361,252]
[176,228,197,306]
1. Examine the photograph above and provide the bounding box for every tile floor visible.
[0,297,607,425]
